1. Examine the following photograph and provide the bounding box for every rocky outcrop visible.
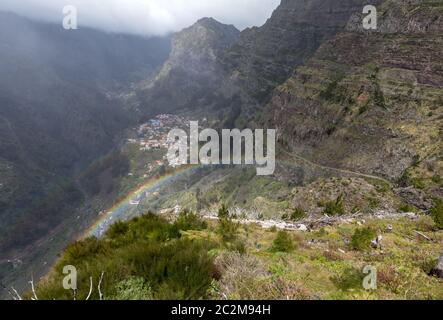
[136,18,240,117]
[431,252,443,278]
[393,187,433,210]
[347,0,443,34]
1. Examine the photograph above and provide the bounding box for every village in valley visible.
[126,114,191,172]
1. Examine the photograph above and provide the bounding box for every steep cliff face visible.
[223,0,383,113]
[136,18,240,117]
[267,0,443,182]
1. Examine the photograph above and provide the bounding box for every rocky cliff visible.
[266,0,442,185]
[222,0,383,123]
[135,18,240,117]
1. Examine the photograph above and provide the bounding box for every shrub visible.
[217,205,239,243]
[213,252,313,300]
[411,155,421,167]
[398,203,415,213]
[271,231,295,253]
[432,175,442,184]
[378,266,402,293]
[63,237,108,263]
[174,210,207,232]
[430,198,443,230]
[350,227,376,251]
[111,277,153,300]
[397,171,411,187]
[331,267,364,290]
[36,214,216,300]
[227,239,247,254]
[106,221,129,239]
[290,207,306,221]
[411,178,425,190]
[323,195,345,216]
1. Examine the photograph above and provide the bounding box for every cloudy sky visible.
[0,0,281,36]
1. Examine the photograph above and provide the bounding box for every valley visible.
[0,0,442,300]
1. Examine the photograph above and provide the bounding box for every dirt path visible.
[279,148,392,185]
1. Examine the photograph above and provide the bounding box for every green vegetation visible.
[411,178,426,190]
[290,207,306,221]
[35,209,443,300]
[432,175,442,184]
[35,213,216,300]
[217,204,239,244]
[110,277,153,300]
[323,195,345,216]
[431,198,443,230]
[282,207,306,221]
[398,203,415,213]
[175,209,208,231]
[271,231,295,253]
[350,227,376,251]
[331,267,365,291]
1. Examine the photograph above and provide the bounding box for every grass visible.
[271,231,295,253]
[282,207,306,221]
[323,195,346,216]
[431,198,443,230]
[350,228,376,251]
[33,208,443,300]
[34,213,216,300]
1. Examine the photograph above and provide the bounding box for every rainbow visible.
[84,165,201,238]
[82,155,303,239]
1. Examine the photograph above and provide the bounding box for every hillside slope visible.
[267,0,442,184]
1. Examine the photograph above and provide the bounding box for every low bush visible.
[217,205,239,243]
[323,195,345,216]
[111,277,153,300]
[350,227,376,251]
[271,231,295,253]
[430,198,443,230]
[290,207,306,221]
[331,267,364,291]
[174,210,207,232]
[36,213,216,300]
[398,203,415,213]
[432,175,441,184]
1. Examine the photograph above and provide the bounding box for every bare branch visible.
[11,287,22,300]
[97,272,105,300]
[1,282,17,300]
[86,276,93,300]
[414,230,432,241]
[29,275,39,300]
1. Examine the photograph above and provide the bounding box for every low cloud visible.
[0,0,280,36]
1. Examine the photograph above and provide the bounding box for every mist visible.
[0,0,281,36]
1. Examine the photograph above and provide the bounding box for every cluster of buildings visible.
[127,114,189,153]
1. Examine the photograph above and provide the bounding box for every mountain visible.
[134,0,441,208]
[134,18,240,118]
[0,12,171,257]
[221,0,384,123]
[266,0,443,184]
[135,0,383,129]
[114,0,443,223]
[2,0,443,300]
